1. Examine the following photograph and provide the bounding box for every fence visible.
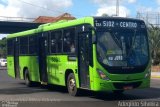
[137,12,160,27]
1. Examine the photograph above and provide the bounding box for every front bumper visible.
[93,77,150,91]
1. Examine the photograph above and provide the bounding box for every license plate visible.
[123,86,133,90]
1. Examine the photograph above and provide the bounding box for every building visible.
[33,13,76,23]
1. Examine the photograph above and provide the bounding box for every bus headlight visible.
[97,69,110,80]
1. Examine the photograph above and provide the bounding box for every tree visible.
[102,13,109,17]
[0,37,6,58]
[148,25,160,65]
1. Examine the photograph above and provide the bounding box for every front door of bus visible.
[38,33,48,82]
[78,33,91,88]
[14,38,20,78]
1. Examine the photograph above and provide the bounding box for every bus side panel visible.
[57,55,79,87]
[47,55,79,87]
[28,56,40,82]
[47,55,59,85]
[89,45,96,90]
[7,56,15,78]
[19,56,40,82]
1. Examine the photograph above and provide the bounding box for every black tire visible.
[113,90,124,94]
[67,73,79,96]
[24,69,32,87]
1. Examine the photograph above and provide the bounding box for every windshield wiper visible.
[126,29,137,58]
[111,32,123,50]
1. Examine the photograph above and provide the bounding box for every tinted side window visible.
[29,35,37,55]
[63,28,75,53]
[20,36,28,55]
[50,31,62,53]
[7,39,14,55]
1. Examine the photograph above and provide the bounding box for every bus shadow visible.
[78,88,160,101]
[2,81,159,101]
[0,82,68,95]
[19,82,68,93]
[41,83,160,101]
[47,84,68,93]
[15,83,160,101]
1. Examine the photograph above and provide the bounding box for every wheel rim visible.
[69,78,76,91]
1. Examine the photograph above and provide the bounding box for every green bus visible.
[7,17,151,96]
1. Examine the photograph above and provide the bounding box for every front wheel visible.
[67,73,79,96]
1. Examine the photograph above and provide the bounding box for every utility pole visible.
[116,0,119,16]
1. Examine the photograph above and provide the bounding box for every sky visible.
[0,0,160,38]
[0,0,159,18]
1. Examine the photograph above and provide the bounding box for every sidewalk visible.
[151,72,160,79]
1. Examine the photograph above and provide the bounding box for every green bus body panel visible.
[93,77,150,91]
[92,68,151,91]
[7,56,15,78]
[19,56,40,82]
[91,43,151,91]
[47,55,79,87]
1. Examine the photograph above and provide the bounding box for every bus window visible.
[29,35,37,55]
[63,28,75,53]
[70,43,75,53]
[50,31,62,53]
[20,37,28,55]
[7,39,14,55]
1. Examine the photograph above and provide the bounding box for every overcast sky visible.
[0,0,160,39]
[0,0,159,18]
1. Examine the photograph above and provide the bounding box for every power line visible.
[17,0,64,15]
[16,0,84,17]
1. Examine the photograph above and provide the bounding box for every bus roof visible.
[7,16,94,39]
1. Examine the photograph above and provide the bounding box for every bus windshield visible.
[96,29,149,67]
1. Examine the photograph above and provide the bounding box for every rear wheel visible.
[24,69,32,87]
[67,73,79,96]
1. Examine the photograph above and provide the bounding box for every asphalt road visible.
[0,69,160,107]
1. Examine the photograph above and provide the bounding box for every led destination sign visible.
[94,19,145,29]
